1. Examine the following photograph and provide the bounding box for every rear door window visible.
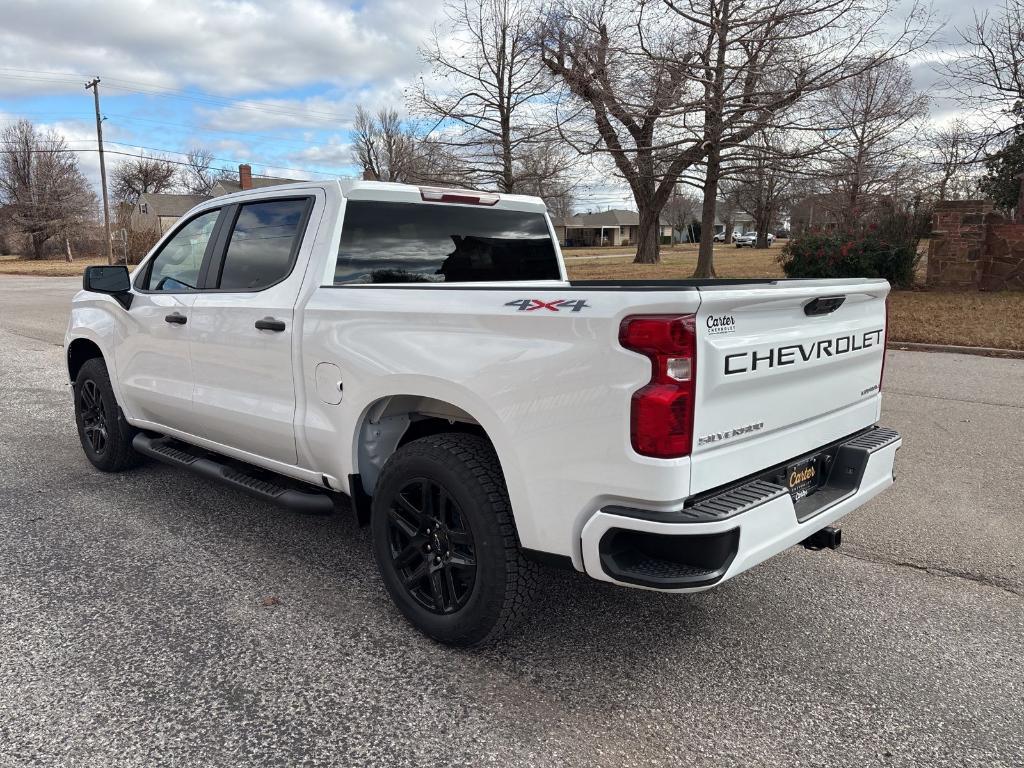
[216,198,310,291]
[334,201,560,284]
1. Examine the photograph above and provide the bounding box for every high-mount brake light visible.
[419,187,500,206]
[619,314,697,459]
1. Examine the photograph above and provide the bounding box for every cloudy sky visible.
[0,0,998,212]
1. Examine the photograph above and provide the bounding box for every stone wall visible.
[927,200,1024,290]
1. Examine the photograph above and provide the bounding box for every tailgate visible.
[689,279,889,494]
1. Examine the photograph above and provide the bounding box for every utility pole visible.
[86,77,114,265]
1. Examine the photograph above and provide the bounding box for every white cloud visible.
[0,0,445,96]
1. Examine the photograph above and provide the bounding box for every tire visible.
[370,433,538,646]
[74,357,144,472]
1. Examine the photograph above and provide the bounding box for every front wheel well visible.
[67,338,104,383]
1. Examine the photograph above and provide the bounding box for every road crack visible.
[837,549,1024,599]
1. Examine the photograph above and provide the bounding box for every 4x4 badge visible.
[505,299,590,312]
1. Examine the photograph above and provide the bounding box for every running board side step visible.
[133,434,336,515]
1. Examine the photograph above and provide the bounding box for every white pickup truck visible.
[66,180,900,645]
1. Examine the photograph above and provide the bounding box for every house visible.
[789,194,841,234]
[132,193,211,234]
[130,164,298,234]
[552,209,673,247]
[209,163,297,196]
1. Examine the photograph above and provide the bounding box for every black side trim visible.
[599,527,739,589]
[134,434,336,515]
[521,548,575,571]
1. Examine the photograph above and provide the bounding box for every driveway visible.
[1,275,1022,767]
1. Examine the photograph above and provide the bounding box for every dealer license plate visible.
[786,456,823,502]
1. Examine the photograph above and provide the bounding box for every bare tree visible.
[0,119,95,259]
[111,153,178,203]
[352,105,472,186]
[663,186,700,242]
[541,0,931,271]
[812,60,929,229]
[926,120,980,201]
[719,129,808,248]
[540,4,693,264]
[182,147,221,196]
[410,0,552,192]
[512,139,577,218]
[942,1,1024,142]
[352,106,417,182]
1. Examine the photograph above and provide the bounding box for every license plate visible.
[786,456,822,501]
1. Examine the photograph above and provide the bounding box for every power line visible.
[1,145,356,180]
[0,69,356,124]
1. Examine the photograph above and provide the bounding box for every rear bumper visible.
[580,426,901,591]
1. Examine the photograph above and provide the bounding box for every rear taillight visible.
[879,298,889,391]
[619,314,697,459]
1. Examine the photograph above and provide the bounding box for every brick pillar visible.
[926,200,994,288]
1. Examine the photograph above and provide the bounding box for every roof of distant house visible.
[137,193,211,218]
[553,209,669,228]
[212,176,299,195]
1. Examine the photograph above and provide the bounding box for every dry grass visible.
[0,255,109,276]
[888,291,1024,350]
[565,243,786,280]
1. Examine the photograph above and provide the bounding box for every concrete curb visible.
[889,341,1024,359]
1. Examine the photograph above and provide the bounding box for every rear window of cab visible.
[334,200,560,284]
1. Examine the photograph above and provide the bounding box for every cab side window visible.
[142,209,220,292]
[216,199,309,291]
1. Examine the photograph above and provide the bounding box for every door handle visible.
[255,317,286,332]
[164,312,187,325]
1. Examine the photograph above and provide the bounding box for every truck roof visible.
[195,178,547,213]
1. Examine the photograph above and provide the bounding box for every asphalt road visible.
[1,275,1022,768]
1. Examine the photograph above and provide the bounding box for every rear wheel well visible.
[353,396,496,523]
[398,417,485,448]
[67,338,104,383]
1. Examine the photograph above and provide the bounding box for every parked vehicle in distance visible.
[66,180,900,646]
[734,231,775,248]
[713,230,730,243]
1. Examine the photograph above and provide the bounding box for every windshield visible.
[334,200,560,284]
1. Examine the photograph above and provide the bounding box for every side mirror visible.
[83,265,133,309]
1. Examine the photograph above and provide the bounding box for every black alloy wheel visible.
[78,378,108,456]
[370,433,538,646]
[73,357,144,472]
[386,478,477,615]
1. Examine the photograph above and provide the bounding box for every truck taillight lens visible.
[879,298,889,391]
[619,314,697,459]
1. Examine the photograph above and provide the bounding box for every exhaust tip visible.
[801,526,842,551]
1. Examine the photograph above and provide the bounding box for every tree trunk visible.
[693,160,720,278]
[633,204,662,264]
[65,236,74,262]
[29,231,45,260]
[755,209,772,248]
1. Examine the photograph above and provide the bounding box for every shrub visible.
[778,224,920,288]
